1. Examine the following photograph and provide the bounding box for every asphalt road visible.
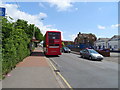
[47,53,118,88]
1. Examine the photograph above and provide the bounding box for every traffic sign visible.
[0,7,6,16]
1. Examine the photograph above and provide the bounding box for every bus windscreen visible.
[48,32,60,39]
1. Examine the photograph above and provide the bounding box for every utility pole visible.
[32,26,36,40]
[31,18,44,48]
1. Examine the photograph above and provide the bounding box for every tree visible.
[35,27,43,42]
[62,42,65,47]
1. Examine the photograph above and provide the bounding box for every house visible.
[74,32,97,46]
[94,38,110,50]
[107,35,120,51]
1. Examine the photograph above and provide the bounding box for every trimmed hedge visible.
[2,17,43,77]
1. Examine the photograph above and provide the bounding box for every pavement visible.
[1,47,61,88]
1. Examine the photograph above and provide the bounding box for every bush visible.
[2,17,43,76]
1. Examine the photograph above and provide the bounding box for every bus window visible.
[48,32,60,39]
[49,44,59,46]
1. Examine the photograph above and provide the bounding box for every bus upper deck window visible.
[53,37,55,39]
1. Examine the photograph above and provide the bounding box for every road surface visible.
[47,53,118,88]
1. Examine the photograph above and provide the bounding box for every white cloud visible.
[75,8,78,10]
[45,25,53,28]
[39,2,46,8]
[69,34,76,41]
[111,24,120,28]
[46,0,73,11]
[2,4,47,24]
[97,25,106,30]
[0,0,2,5]
[97,24,119,30]
[38,12,47,19]
[1,3,64,37]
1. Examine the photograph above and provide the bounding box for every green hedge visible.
[1,17,43,77]
[2,29,30,75]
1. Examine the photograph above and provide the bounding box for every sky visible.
[0,0,119,41]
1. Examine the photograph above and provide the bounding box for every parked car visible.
[80,48,104,60]
[62,47,71,53]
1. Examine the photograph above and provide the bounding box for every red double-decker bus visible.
[43,31,62,55]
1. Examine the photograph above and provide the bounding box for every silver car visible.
[80,49,104,60]
[62,47,71,53]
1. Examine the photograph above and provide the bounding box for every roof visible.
[31,39,40,42]
[46,31,61,33]
[108,35,120,41]
[96,38,110,42]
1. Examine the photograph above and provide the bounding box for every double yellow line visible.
[49,60,73,90]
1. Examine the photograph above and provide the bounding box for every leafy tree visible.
[15,19,28,30]
[35,27,43,42]
[2,18,13,40]
[27,24,34,38]
[62,42,65,47]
